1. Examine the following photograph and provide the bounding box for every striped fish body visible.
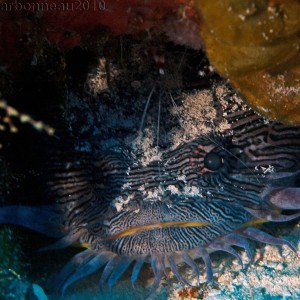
[56,116,299,254]
[0,90,299,294]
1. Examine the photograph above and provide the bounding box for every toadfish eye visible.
[204,152,223,171]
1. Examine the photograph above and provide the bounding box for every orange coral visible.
[195,0,300,124]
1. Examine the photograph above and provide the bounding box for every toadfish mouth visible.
[102,197,251,256]
[50,193,298,296]
[106,220,211,240]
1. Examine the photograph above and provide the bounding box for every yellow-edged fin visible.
[240,218,267,228]
[73,241,91,248]
[108,221,210,240]
[241,208,284,229]
[80,242,91,248]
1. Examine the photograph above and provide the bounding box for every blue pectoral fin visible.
[0,205,64,238]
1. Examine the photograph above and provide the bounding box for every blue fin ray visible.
[241,227,297,252]
[194,246,213,282]
[53,250,95,292]
[221,233,253,263]
[107,257,132,289]
[61,253,110,295]
[209,240,243,267]
[181,251,200,282]
[131,258,145,287]
[98,255,120,288]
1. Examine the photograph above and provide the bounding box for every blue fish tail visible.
[0,205,63,238]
